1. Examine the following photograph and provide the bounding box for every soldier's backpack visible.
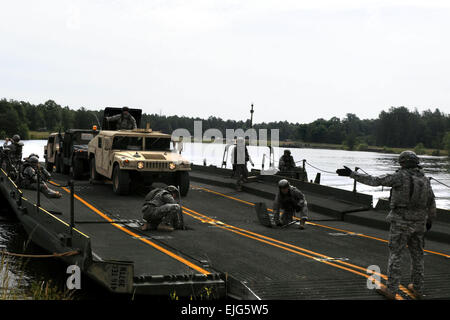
[408,172,432,210]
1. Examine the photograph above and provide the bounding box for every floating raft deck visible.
[1,165,449,299]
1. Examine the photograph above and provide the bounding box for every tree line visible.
[0,98,449,153]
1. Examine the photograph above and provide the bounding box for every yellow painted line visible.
[195,186,450,259]
[38,207,89,239]
[57,186,210,275]
[1,170,87,238]
[182,207,404,300]
[1,168,22,194]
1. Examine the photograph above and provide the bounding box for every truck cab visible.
[44,132,64,172]
[61,129,99,179]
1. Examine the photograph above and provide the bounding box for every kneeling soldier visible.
[20,156,61,198]
[273,179,308,229]
[141,185,184,232]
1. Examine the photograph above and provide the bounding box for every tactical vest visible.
[145,188,172,207]
[390,168,432,213]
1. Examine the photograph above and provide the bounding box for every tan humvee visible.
[44,132,65,172]
[87,129,191,195]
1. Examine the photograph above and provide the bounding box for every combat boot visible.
[407,284,424,299]
[376,286,396,300]
[298,219,306,230]
[157,223,174,232]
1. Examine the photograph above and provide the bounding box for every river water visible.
[0,139,448,298]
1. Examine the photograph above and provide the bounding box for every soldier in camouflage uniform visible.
[272,179,308,229]
[19,156,62,198]
[141,185,184,232]
[231,137,254,191]
[106,106,137,130]
[278,150,296,172]
[2,135,24,173]
[337,151,436,299]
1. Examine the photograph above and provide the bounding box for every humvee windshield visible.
[145,137,172,151]
[75,132,94,144]
[112,136,143,151]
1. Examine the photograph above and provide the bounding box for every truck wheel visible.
[112,165,130,195]
[90,158,102,182]
[55,155,62,173]
[73,159,84,180]
[45,161,53,172]
[176,171,190,196]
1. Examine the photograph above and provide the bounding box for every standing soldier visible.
[337,151,436,299]
[106,106,137,130]
[19,155,62,198]
[272,179,308,229]
[2,134,24,170]
[141,185,184,232]
[231,137,254,191]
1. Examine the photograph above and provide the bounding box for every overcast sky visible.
[1,0,449,123]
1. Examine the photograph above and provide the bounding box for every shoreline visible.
[25,131,448,157]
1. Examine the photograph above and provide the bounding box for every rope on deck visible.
[1,249,79,258]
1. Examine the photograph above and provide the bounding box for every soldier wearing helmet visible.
[272,179,308,229]
[141,185,184,232]
[278,150,296,172]
[19,155,61,198]
[106,106,137,130]
[337,150,436,299]
[231,137,254,191]
[3,134,24,167]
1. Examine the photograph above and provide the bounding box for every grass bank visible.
[28,131,50,140]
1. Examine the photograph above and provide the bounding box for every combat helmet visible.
[12,135,20,143]
[28,156,39,165]
[284,150,291,155]
[278,179,290,189]
[165,185,179,195]
[398,150,420,168]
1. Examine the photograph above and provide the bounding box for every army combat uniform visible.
[20,163,61,198]
[278,154,296,172]
[2,139,24,174]
[106,113,137,130]
[272,185,308,225]
[142,188,184,230]
[231,142,254,189]
[350,166,436,297]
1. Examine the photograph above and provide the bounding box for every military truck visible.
[44,132,65,172]
[88,129,191,196]
[60,129,99,179]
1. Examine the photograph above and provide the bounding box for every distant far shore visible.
[25,131,448,157]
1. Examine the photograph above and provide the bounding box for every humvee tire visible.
[73,159,84,180]
[176,171,190,196]
[90,158,102,182]
[112,165,130,195]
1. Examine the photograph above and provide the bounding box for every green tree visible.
[443,132,450,156]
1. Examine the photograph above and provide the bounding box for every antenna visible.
[250,103,254,128]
